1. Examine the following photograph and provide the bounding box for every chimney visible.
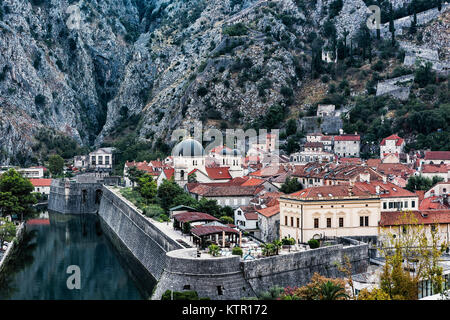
[376,185,380,195]
[348,185,354,196]
[382,176,387,184]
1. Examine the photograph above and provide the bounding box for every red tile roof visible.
[340,157,362,164]
[191,225,239,236]
[29,178,52,187]
[257,204,280,218]
[244,212,258,220]
[173,211,219,223]
[419,196,450,210]
[380,134,404,146]
[334,134,360,141]
[425,151,450,161]
[422,164,449,173]
[305,142,324,148]
[380,210,450,226]
[205,167,232,180]
[187,183,264,197]
[241,178,265,186]
[366,159,382,167]
[288,185,373,199]
[163,168,174,180]
[354,181,417,198]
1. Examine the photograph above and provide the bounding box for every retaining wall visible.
[98,186,183,280]
[0,222,25,274]
[152,249,255,300]
[153,243,369,300]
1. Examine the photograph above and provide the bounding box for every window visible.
[285,216,288,226]
[339,217,344,228]
[105,156,110,165]
[297,218,300,228]
[404,201,408,208]
[365,216,369,227]
[91,156,96,165]
[98,156,103,165]
[291,217,294,227]
[412,201,415,208]
[360,216,364,227]
[314,218,319,229]
[217,286,223,296]
[327,218,331,228]
[383,202,387,210]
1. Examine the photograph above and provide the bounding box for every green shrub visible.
[232,246,243,256]
[223,23,247,36]
[308,239,320,249]
[35,94,46,106]
[197,86,208,97]
[208,244,221,257]
[282,237,296,246]
[161,290,200,300]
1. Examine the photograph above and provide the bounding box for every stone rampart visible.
[98,186,184,280]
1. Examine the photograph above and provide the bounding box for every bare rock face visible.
[0,0,371,163]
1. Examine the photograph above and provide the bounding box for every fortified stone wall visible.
[153,243,369,300]
[241,243,368,294]
[48,179,103,214]
[152,249,256,300]
[98,186,184,280]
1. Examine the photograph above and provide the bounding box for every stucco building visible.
[279,185,381,244]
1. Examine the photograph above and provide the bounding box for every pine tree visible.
[389,4,396,46]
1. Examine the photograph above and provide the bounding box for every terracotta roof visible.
[241,178,265,186]
[257,204,280,218]
[354,181,417,198]
[288,185,374,200]
[173,211,219,223]
[305,142,324,148]
[126,161,161,176]
[249,165,286,178]
[191,225,239,237]
[380,210,450,226]
[419,196,450,210]
[334,134,360,141]
[380,134,404,146]
[425,151,450,161]
[29,178,52,187]
[244,212,258,220]
[188,183,264,197]
[340,158,362,164]
[163,168,174,180]
[422,164,449,173]
[375,163,415,177]
[415,190,426,203]
[205,167,232,180]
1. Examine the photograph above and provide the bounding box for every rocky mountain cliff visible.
[0,0,373,164]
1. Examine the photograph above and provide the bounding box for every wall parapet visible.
[98,186,183,281]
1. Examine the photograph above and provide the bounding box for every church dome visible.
[172,138,205,157]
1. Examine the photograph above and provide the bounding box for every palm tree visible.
[316,281,349,300]
[273,240,283,255]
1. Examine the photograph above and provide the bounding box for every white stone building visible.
[334,134,360,157]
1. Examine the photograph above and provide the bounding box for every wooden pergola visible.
[190,225,241,249]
